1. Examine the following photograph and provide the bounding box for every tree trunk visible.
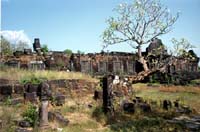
[137,45,149,72]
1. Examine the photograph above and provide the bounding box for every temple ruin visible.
[0,38,199,83]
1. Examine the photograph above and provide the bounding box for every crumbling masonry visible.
[0,38,199,83]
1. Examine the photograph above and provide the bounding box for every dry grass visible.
[0,67,97,82]
[133,83,200,113]
[158,85,200,94]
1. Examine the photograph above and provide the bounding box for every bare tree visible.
[171,38,196,57]
[14,41,30,51]
[0,35,13,55]
[102,0,179,72]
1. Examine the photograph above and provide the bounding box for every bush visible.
[4,96,12,106]
[20,75,44,85]
[22,103,38,126]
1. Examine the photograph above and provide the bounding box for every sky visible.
[1,0,200,57]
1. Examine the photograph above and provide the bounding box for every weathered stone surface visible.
[93,90,102,100]
[135,97,144,103]
[14,84,24,94]
[24,92,37,103]
[176,106,192,114]
[11,98,24,105]
[0,78,10,84]
[58,79,66,88]
[163,100,172,110]
[27,84,38,93]
[102,75,114,115]
[24,49,32,55]
[39,101,49,128]
[55,94,65,106]
[19,120,31,128]
[122,101,135,113]
[139,103,151,112]
[0,84,12,95]
[15,127,32,132]
[174,100,179,108]
[167,116,200,131]
[48,111,69,126]
[38,82,52,101]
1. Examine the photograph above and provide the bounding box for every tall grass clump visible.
[0,67,97,82]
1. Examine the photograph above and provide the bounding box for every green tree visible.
[77,50,84,55]
[41,44,49,54]
[0,35,13,55]
[64,49,73,56]
[102,0,179,72]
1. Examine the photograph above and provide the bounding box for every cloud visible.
[0,30,31,45]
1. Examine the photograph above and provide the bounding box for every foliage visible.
[102,0,179,51]
[4,96,12,106]
[0,35,13,55]
[0,106,16,132]
[109,117,183,132]
[171,38,196,57]
[133,83,200,112]
[41,44,49,54]
[64,49,73,56]
[20,75,43,85]
[102,0,179,72]
[0,67,97,82]
[22,103,38,126]
[77,50,85,55]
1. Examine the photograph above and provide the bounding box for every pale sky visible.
[1,0,200,58]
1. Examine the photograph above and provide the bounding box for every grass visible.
[133,83,200,113]
[1,82,199,132]
[0,67,97,82]
[0,67,200,131]
[0,103,25,132]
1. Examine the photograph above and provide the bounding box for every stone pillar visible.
[102,75,114,115]
[38,82,52,129]
[39,100,49,128]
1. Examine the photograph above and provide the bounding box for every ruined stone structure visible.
[1,38,199,83]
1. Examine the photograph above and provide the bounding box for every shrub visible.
[20,75,44,85]
[4,96,12,106]
[22,103,38,126]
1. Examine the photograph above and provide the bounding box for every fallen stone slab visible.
[48,111,69,126]
[19,120,31,128]
[55,94,65,106]
[11,98,24,105]
[15,127,32,132]
[139,103,151,112]
[121,100,135,113]
[167,115,200,131]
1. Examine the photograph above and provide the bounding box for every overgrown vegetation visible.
[20,75,44,85]
[22,103,38,127]
[0,67,97,82]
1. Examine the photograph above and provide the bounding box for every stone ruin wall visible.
[0,38,199,76]
[0,78,98,103]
